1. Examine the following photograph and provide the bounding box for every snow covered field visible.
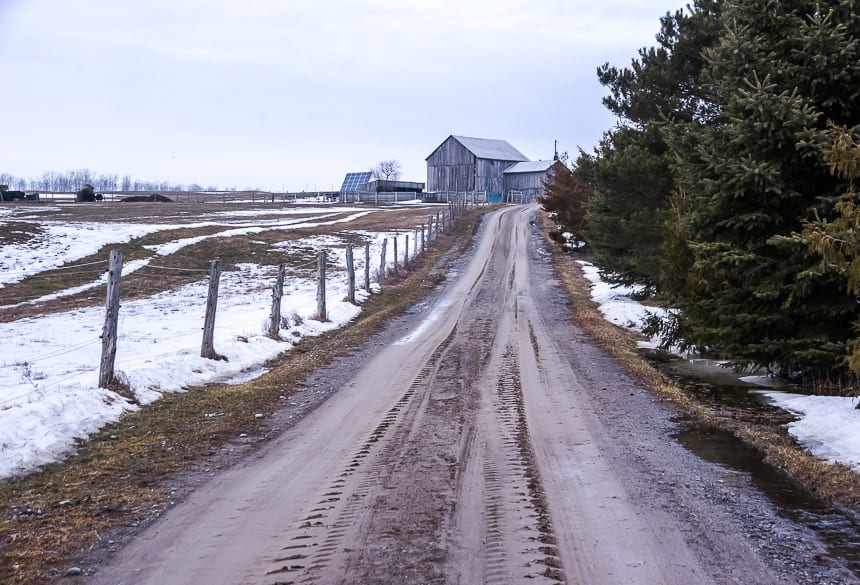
[577,259,860,473]
[0,203,435,479]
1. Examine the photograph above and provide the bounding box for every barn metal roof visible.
[451,136,529,162]
[503,160,558,174]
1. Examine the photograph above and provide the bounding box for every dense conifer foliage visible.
[552,0,860,381]
[583,0,723,287]
[666,0,860,377]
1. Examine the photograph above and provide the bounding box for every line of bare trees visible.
[0,170,251,193]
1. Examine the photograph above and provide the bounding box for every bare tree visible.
[372,159,402,181]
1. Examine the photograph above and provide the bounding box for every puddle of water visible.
[642,351,796,425]
[675,421,860,576]
[649,349,860,576]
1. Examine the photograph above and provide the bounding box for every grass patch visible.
[536,209,860,511]
[0,205,491,585]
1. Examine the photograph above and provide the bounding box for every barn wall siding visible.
[504,172,547,191]
[427,138,476,192]
[476,159,518,193]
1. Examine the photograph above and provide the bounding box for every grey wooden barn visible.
[426,135,529,194]
[503,160,564,202]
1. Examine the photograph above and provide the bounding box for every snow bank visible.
[576,260,667,331]
[756,392,860,472]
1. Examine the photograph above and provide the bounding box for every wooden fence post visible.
[364,242,371,290]
[413,228,418,257]
[404,234,409,267]
[428,216,433,241]
[99,249,123,387]
[379,238,388,283]
[421,225,425,253]
[346,246,356,304]
[393,237,399,277]
[316,250,327,321]
[201,257,223,360]
[267,263,286,339]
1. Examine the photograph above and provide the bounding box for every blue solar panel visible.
[340,172,372,192]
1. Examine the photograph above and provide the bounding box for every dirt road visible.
[87,206,851,584]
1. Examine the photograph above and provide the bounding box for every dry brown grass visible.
[0,204,490,585]
[536,210,860,511]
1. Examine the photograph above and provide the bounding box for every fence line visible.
[93,205,463,387]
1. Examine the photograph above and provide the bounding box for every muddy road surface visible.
[88,206,853,584]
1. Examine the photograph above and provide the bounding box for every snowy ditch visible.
[576,259,860,474]
[0,206,435,479]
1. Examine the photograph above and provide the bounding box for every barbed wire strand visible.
[0,259,108,277]
[26,336,102,363]
[143,264,211,273]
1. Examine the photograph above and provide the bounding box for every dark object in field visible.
[0,190,28,201]
[76,184,96,202]
[0,184,34,201]
[120,194,174,203]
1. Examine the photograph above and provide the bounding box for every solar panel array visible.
[340,172,372,192]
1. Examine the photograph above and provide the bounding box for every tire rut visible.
[261,328,460,585]
[453,345,563,585]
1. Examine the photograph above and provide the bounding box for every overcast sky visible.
[0,1,682,192]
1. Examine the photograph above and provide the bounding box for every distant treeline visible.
[0,170,256,193]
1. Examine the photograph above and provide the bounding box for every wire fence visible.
[0,199,474,403]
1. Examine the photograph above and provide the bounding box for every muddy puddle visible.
[646,352,860,576]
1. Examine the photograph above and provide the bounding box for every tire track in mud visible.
[262,328,459,585]
[448,346,565,585]
[502,348,564,582]
[268,217,518,585]
[264,207,562,585]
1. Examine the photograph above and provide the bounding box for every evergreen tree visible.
[538,157,593,247]
[584,126,674,286]
[585,0,723,287]
[666,0,860,378]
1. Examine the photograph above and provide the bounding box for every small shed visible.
[426,135,529,195]
[363,179,425,193]
[503,160,564,203]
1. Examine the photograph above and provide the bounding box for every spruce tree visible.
[585,0,722,287]
[584,126,674,286]
[667,0,860,378]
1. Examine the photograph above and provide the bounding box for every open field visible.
[0,200,461,480]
